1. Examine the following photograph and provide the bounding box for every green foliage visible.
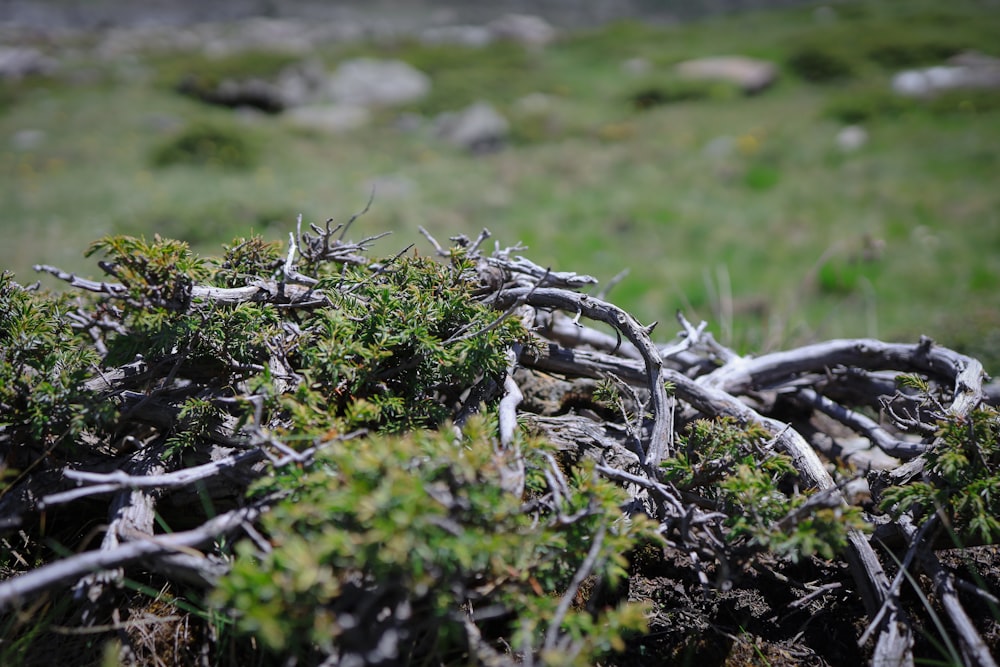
[84,233,524,435]
[880,407,1000,544]
[87,234,209,301]
[290,253,524,432]
[0,272,106,452]
[826,86,1000,124]
[662,417,865,562]
[150,122,258,169]
[164,396,225,460]
[817,258,877,295]
[824,86,913,124]
[864,38,960,69]
[628,79,738,111]
[786,43,857,83]
[215,421,653,664]
[212,235,284,288]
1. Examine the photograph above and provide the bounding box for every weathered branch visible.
[499,287,672,468]
[0,503,267,611]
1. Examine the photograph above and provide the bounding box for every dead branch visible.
[0,504,266,611]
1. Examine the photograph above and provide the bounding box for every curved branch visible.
[499,287,672,468]
[702,337,982,397]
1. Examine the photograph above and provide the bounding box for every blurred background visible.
[2,0,998,368]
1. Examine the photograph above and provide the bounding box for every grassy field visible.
[2,0,999,367]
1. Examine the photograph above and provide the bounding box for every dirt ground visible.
[611,543,1000,666]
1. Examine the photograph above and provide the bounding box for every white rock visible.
[836,125,868,152]
[435,102,509,153]
[326,58,431,108]
[676,55,779,94]
[0,47,57,80]
[892,53,1000,97]
[487,14,557,48]
[11,129,45,150]
[622,57,652,75]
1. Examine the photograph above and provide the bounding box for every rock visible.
[326,58,431,108]
[180,76,287,113]
[435,102,509,154]
[621,57,652,75]
[892,51,1000,97]
[10,129,45,151]
[0,47,57,80]
[275,58,328,108]
[836,125,868,152]
[284,105,370,133]
[487,14,557,48]
[675,55,778,94]
[420,25,494,48]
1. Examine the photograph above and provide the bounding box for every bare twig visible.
[543,521,606,653]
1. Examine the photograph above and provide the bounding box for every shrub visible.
[628,79,738,110]
[4,223,998,666]
[0,272,109,453]
[151,122,258,169]
[660,417,866,562]
[786,44,857,83]
[880,404,1000,544]
[215,422,653,664]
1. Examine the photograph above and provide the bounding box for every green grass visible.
[2,0,999,368]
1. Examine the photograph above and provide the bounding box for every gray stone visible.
[836,125,868,152]
[892,52,1000,97]
[487,14,557,48]
[435,101,509,153]
[275,58,329,108]
[326,58,431,108]
[676,55,778,94]
[11,129,45,151]
[621,57,651,75]
[0,47,57,80]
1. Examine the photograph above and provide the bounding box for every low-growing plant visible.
[215,420,654,665]
[150,122,258,169]
[880,405,1000,545]
[3,220,998,666]
[628,79,738,111]
[786,43,857,83]
[0,272,109,456]
[662,417,866,563]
